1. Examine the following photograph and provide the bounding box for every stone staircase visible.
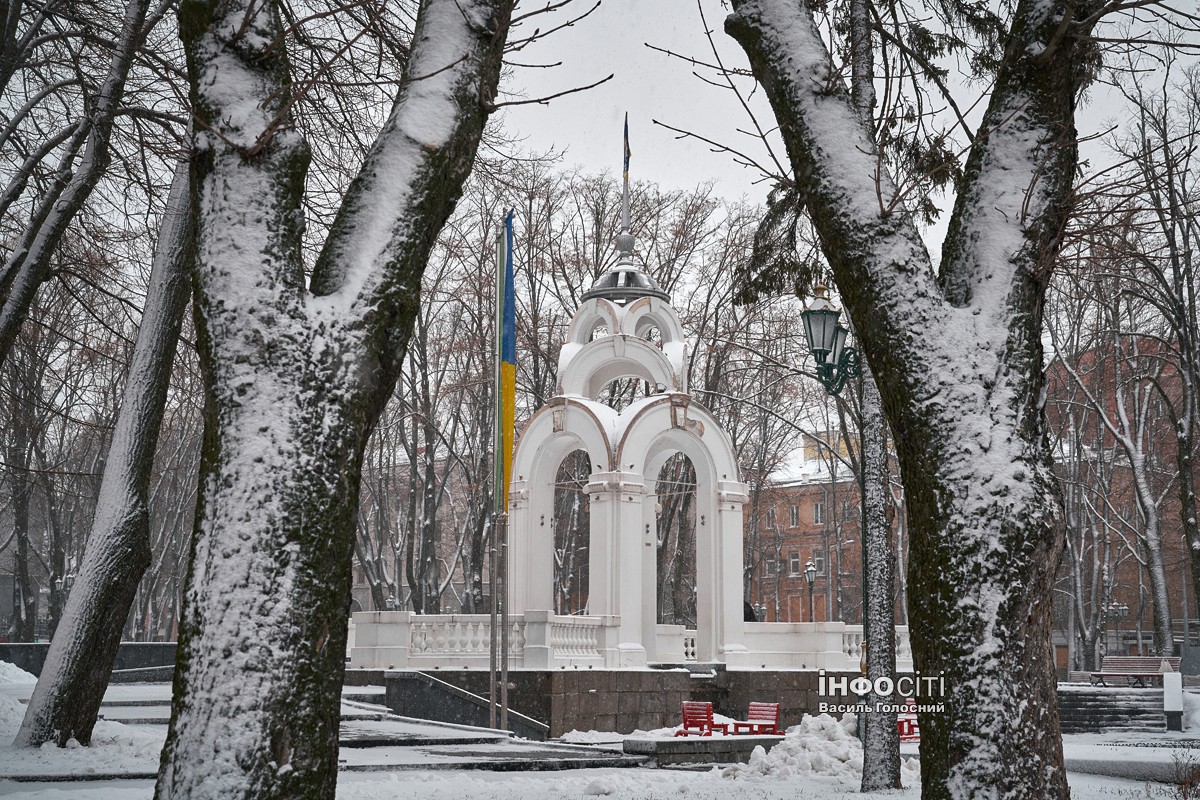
[1057,685,1165,734]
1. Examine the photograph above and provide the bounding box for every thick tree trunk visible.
[15,163,192,747]
[727,0,1085,795]
[156,0,511,796]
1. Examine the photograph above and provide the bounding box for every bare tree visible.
[0,0,172,365]
[16,163,192,747]
[721,0,1184,792]
[153,0,515,794]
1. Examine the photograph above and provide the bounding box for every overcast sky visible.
[499,0,777,205]
[494,0,1170,270]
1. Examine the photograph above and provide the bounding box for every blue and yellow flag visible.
[497,210,516,511]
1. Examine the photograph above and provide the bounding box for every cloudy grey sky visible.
[499,0,777,204]
[494,0,1166,268]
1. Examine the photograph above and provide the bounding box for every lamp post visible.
[800,286,863,627]
[805,559,817,622]
[1111,602,1130,655]
[800,285,861,395]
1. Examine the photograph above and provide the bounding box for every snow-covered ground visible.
[0,664,1184,799]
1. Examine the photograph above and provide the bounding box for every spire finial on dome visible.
[619,112,633,257]
[579,115,670,307]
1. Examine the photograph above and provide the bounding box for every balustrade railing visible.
[350,612,910,671]
[549,618,602,659]
[408,615,524,660]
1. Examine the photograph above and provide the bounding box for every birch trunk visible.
[728,0,1084,795]
[156,0,511,796]
[13,163,192,747]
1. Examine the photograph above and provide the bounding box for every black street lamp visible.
[1109,602,1130,654]
[800,285,861,396]
[805,559,817,622]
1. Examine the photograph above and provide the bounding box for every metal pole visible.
[499,510,510,730]
[489,226,505,729]
[488,518,498,729]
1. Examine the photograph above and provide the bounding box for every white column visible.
[641,479,660,661]
[586,470,648,666]
[522,609,552,668]
[717,481,750,659]
[694,489,717,662]
[508,478,554,613]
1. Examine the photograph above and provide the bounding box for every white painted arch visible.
[557,336,681,398]
[509,388,748,664]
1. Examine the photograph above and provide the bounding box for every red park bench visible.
[729,702,783,735]
[1090,655,1182,688]
[675,701,726,736]
[897,695,919,742]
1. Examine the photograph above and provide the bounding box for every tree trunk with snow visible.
[155,0,511,796]
[727,0,1088,795]
[860,367,900,791]
[842,0,900,786]
[14,163,192,748]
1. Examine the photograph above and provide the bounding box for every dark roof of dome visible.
[580,259,670,306]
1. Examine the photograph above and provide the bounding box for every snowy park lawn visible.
[0,664,1186,799]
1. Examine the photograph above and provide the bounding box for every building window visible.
[789,551,801,575]
[766,507,776,528]
[789,504,799,527]
[813,502,824,525]
[812,551,826,575]
[841,499,853,519]
[763,557,776,577]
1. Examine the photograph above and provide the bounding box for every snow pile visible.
[722,713,862,779]
[1184,690,1200,730]
[1,691,27,737]
[721,713,920,787]
[0,661,37,684]
[0,685,165,778]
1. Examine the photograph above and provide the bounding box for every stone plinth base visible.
[622,734,783,765]
[393,667,859,738]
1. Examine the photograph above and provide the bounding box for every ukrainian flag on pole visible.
[496,210,516,512]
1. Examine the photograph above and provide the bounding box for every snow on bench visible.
[1090,656,1181,687]
[729,702,782,735]
[675,701,727,736]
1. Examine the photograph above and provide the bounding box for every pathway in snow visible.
[0,670,1188,799]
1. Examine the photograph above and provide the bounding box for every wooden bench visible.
[675,701,726,736]
[1090,656,1182,687]
[729,702,782,735]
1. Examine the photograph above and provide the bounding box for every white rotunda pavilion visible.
[349,204,911,675]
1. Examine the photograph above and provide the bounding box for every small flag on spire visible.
[623,113,631,184]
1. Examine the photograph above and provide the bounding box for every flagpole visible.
[499,211,515,732]
[489,224,504,729]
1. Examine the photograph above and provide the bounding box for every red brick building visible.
[745,437,868,624]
